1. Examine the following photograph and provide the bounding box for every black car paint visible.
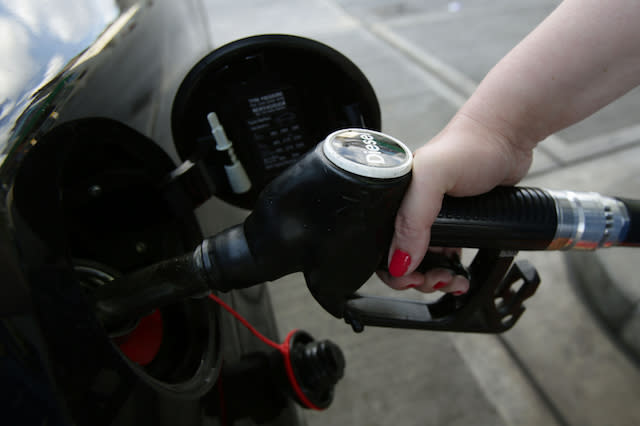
[0,1,294,425]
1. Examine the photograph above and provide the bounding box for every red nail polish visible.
[389,250,411,277]
[453,290,466,296]
[433,281,447,290]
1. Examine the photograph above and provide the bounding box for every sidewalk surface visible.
[196,1,640,425]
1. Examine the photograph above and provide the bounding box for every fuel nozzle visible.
[92,126,639,336]
[201,129,414,317]
[93,129,412,330]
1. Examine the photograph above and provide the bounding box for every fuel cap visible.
[322,129,413,179]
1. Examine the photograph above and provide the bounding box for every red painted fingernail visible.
[389,250,411,277]
[453,290,466,296]
[433,281,447,290]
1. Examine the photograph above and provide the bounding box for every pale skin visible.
[380,0,640,293]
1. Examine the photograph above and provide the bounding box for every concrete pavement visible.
[194,1,640,424]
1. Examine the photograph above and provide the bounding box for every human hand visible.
[377,113,534,294]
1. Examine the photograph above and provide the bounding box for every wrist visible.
[457,94,544,152]
[423,113,533,196]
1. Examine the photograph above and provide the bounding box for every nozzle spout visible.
[92,252,211,331]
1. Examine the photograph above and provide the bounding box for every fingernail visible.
[453,290,466,296]
[433,281,447,290]
[389,250,411,277]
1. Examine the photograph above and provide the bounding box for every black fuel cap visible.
[322,128,413,179]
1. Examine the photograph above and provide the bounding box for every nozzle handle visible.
[429,186,635,251]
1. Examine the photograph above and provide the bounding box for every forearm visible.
[460,0,640,149]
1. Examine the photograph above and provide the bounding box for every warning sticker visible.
[245,89,307,173]
[248,91,287,117]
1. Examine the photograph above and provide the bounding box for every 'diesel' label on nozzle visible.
[322,129,413,179]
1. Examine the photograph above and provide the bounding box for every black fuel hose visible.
[616,197,640,246]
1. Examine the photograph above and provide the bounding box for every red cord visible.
[208,293,281,350]
[279,329,322,411]
[208,293,322,411]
